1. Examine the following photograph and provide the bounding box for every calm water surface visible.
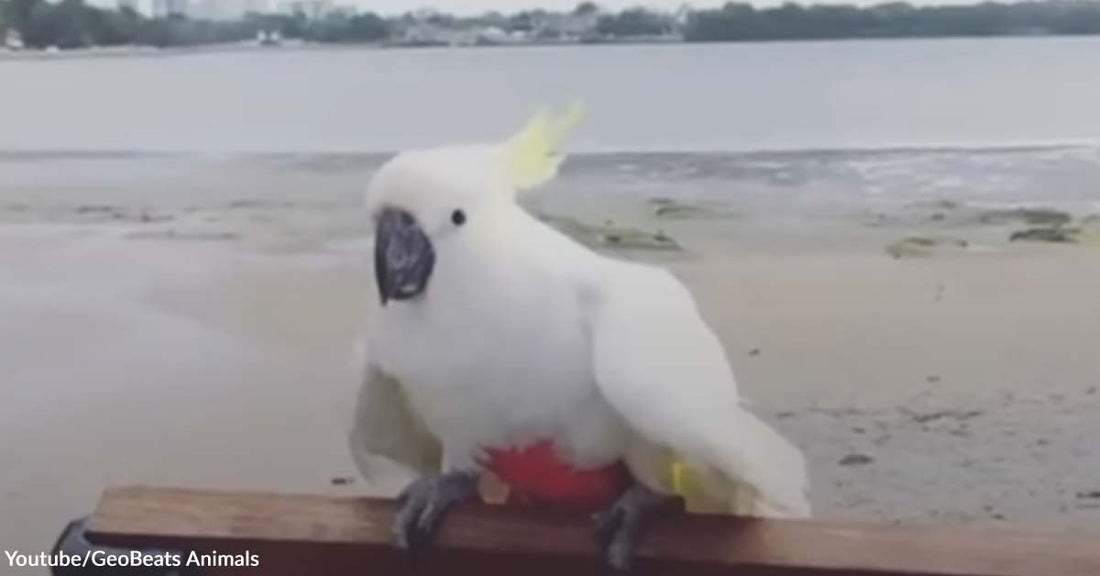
[3,38,1100,153]
[4,38,1100,210]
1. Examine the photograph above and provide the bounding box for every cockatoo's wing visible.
[349,361,442,493]
[580,262,811,517]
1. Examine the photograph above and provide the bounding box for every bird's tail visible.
[672,459,810,518]
[669,410,811,518]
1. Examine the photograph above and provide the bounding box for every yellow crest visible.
[502,102,584,193]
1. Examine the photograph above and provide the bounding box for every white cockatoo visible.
[349,106,810,570]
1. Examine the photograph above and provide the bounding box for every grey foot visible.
[594,484,681,572]
[393,471,480,552]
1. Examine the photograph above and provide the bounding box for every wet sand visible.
[2,156,1100,573]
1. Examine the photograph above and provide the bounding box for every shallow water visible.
[6,38,1100,212]
[3,38,1100,154]
[4,148,1100,220]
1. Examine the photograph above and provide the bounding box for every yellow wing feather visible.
[668,457,770,515]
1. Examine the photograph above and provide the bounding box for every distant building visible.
[245,0,269,14]
[328,5,358,18]
[476,26,528,46]
[152,0,189,18]
[673,4,692,29]
[275,0,333,19]
[190,0,269,20]
[395,22,528,48]
[531,11,600,41]
[3,29,25,51]
[398,22,461,46]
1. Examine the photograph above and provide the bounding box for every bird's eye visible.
[451,209,466,227]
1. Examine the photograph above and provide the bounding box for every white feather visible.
[354,119,810,516]
[579,262,810,516]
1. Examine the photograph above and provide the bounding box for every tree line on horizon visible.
[686,1,1100,41]
[0,0,387,48]
[3,0,1100,50]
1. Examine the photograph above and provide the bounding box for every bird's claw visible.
[594,484,680,572]
[393,471,480,553]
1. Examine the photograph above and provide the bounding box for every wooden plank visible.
[85,486,1100,576]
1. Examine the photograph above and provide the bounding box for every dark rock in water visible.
[838,453,875,467]
[126,230,240,242]
[886,237,931,259]
[979,207,1072,227]
[136,211,173,224]
[1077,491,1100,500]
[331,476,355,486]
[748,348,761,357]
[600,228,681,251]
[910,199,962,212]
[886,236,969,259]
[539,214,683,252]
[928,199,961,211]
[74,204,174,224]
[75,204,117,214]
[228,199,294,210]
[648,198,733,220]
[902,408,983,424]
[1009,227,1080,244]
[926,375,941,383]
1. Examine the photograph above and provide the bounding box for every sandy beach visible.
[2,151,1099,574]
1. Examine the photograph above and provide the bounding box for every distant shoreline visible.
[2,140,1098,161]
[6,30,1100,62]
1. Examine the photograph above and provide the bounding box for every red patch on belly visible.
[485,440,631,509]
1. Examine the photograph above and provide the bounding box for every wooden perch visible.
[85,486,1100,576]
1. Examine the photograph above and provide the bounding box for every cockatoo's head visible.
[366,105,582,305]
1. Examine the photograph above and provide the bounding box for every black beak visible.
[375,208,435,306]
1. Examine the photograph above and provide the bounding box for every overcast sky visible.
[95,0,987,16]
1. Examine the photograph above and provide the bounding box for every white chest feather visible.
[368,233,628,469]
